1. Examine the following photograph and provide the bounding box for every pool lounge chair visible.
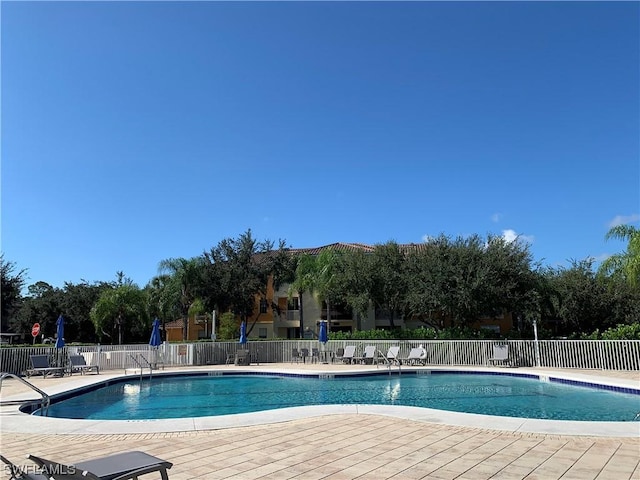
[332,347,345,363]
[1,454,49,480]
[404,347,425,366]
[234,349,250,366]
[386,346,401,365]
[311,348,320,363]
[488,344,510,367]
[26,355,65,379]
[342,345,357,364]
[300,348,310,363]
[27,450,172,480]
[361,345,377,365]
[68,354,100,375]
[291,348,301,363]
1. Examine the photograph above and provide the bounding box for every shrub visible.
[579,323,640,340]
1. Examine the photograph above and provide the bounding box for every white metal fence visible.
[1,340,638,376]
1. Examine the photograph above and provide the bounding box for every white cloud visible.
[421,234,433,243]
[502,229,518,243]
[590,253,610,263]
[491,213,502,223]
[502,229,534,245]
[608,213,640,228]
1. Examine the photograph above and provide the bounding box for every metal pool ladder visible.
[0,372,51,416]
[375,348,402,376]
[128,353,153,382]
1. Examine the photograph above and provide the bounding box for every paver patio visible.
[1,366,638,479]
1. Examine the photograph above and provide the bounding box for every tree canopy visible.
[203,229,292,335]
[1,255,28,332]
[3,224,639,343]
[598,224,640,287]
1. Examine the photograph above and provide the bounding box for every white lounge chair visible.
[332,347,345,363]
[386,346,401,365]
[342,345,357,364]
[361,345,377,364]
[405,347,425,366]
[488,344,510,366]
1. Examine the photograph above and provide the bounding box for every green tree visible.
[405,238,450,329]
[145,274,180,341]
[335,249,373,329]
[1,255,27,332]
[11,281,63,342]
[599,224,640,287]
[405,234,536,331]
[59,280,111,342]
[311,248,343,330]
[405,235,485,328]
[204,229,291,335]
[90,283,149,344]
[544,259,616,336]
[369,241,409,328]
[218,312,238,340]
[157,257,206,340]
[287,253,317,338]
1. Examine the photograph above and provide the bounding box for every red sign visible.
[31,323,41,337]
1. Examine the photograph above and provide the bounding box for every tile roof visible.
[288,242,429,255]
[288,242,376,255]
[164,319,184,329]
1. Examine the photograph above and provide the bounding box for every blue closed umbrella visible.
[239,321,247,345]
[319,320,328,363]
[149,318,162,347]
[319,321,328,344]
[55,315,65,348]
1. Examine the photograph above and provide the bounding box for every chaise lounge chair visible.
[68,354,100,375]
[27,450,172,480]
[234,349,251,366]
[299,348,310,364]
[291,348,301,363]
[332,347,345,363]
[361,345,377,365]
[342,345,357,364]
[488,343,510,367]
[1,454,49,480]
[311,347,320,363]
[404,347,426,366]
[26,355,65,379]
[386,346,401,365]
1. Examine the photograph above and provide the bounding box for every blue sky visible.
[2,1,638,290]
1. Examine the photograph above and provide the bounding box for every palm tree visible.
[287,253,317,338]
[158,257,205,340]
[599,224,640,287]
[146,274,178,342]
[313,249,342,331]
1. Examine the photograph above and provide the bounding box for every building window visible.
[259,299,268,314]
[287,297,299,311]
[258,328,267,339]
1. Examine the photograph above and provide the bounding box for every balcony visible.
[274,310,300,328]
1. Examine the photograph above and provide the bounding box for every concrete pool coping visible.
[1,365,638,437]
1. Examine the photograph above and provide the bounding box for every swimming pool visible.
[39,371,640,422]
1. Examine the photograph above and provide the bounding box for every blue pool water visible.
[41,373,640,422]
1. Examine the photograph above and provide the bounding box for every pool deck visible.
[1,365,639,479]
